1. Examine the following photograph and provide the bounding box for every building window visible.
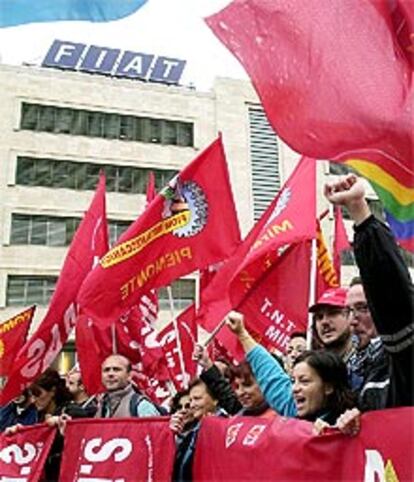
[20,103,194,147]
[248,106,280,221]
[7,275,57,306]
[158,279,195,311]
[10,214,131,247]
[16,157,177,194]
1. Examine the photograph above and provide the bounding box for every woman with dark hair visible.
[226,312,359,431]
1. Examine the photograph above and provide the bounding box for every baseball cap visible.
[309,287,348,313]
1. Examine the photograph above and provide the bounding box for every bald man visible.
[96,354,160,418]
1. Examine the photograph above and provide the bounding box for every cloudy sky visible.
[0,0,247,90]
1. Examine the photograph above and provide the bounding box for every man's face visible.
[66,372,82,396]
[314,305,351,349]
[189,383,217,420]
[101,356,130,392]
[346,284,377,350]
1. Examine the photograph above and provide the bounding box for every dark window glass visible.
[15,157,177,194]
[7,276,57,306]
[108,220,131,246]
[19,103,194,147]
[10,215,30,244]
[21,104,38,130]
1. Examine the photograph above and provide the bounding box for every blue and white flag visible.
[0,0,148,27]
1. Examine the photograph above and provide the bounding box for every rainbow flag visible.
[344,155,414,252]
[0,0,148,27]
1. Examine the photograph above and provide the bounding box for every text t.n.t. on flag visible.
[78,136,241,325]
[0,174,109,404]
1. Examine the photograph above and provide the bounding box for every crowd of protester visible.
[0,175,413,481]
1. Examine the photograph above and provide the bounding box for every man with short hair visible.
[96,354,160,418]
[325,174,413,410]
[64,369,97,418]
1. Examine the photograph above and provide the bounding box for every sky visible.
[0,0,247,90]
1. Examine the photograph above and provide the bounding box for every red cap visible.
[309,287,348,313]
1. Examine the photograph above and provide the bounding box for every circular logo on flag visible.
[162,179,208,238]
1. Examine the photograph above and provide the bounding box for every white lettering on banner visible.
[20,303,77,379]
[242,425,266,446]
[84,438,132,463]
[75,438,133,482]
[145,435,153,482]
[364,450,385,482]
[260,297,297,350]
[225,423,243,449]
[0,442,39,482]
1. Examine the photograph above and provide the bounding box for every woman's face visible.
[176,394,194,425]
[31,386,56,413]
[292,362,332,418]
[189,383,217,420]
[234,377,264,409]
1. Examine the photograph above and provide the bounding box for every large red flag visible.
[194,408,414,481]
[60,418,175,481]
[0,424,56,481]
[157,304,197,390]
[0,174,109,404]
[198,157,316,357]
[78,136,241,325]
[206,0,414,251]
[0,306,34,376]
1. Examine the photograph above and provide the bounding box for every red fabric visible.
[194,408,414,481]
[198,157,316,359]
[1,174,109,404]
[333,206,351,283]
[78,136,241,325]
[238,242,311,354]
[0,306,34,376]
[157,304,197,390]
[0,424,56,481]
[60,417,175,481]
[206,0,413,173]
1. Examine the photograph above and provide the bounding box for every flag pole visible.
[306,238,318,350]
[167,286,188,389]
[202,317,227,348]
[111,323,118,354]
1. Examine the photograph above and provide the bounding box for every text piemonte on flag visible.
[77,135,241,326]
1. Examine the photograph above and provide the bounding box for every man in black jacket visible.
[325,174,413,409]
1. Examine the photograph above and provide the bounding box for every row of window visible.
[6,276,195,309]
[16,157,177,193]
[20,103,194,147]
[10,214,131,247]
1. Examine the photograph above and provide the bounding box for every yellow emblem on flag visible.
[0,339,4,359]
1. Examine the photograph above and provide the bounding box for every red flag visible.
[157,304,197,390]
[0,424,56,481]
[0,306,34,376]
[197,157,316,358]
[60,418,175,481]
[78,136,241,325]
[194,408,414,481]
[146,170,156,202]
[333,206,351,283]
[206,0,414,250]
[0,174,109,404]
[206,0,413,174]
[238,242,311,354]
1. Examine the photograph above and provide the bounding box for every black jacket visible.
[200,364,242,414]
[353,215,414,409]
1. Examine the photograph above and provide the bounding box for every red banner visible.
[59,417,175,481]
[194,408,414,481]
[0,306,34,376]
[78,136,241,325]
[157,304,197,390]
[0,424,56,482]
[1,174,109,404]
